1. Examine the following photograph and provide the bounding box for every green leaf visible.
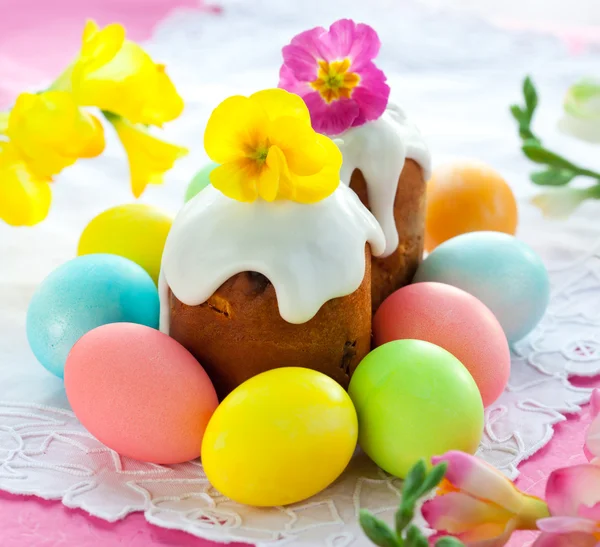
[523,76,538,119]
[359,510,400,547]
[435,536,466,547]
[417,462,448,497]
[395,504,414,536]
[522,143,580,171]
[402,460,427,501]
[530,168,578,186]
[405,525,429,547]
[510,104,525,122]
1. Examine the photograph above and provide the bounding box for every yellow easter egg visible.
[201,367,358,507]
[78,204,172,284]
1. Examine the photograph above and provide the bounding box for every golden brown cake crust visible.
[168,247,372,399]
[349,159,426,313]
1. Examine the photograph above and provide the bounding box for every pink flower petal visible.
[283,26,330,80]
[278,64,310,97]
[433,452,526,514]
[546,465,600,518]
[303,91,358,136]
[350,62,390,126]
[586,391,600,461]
[533,532,600,547]
[320,19,381,69]
[422,491,513,534]
[537,516,600,534]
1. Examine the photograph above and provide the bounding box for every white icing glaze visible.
[336,102,432,258]
[159,183,385,328]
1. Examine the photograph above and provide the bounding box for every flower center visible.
[311,59,360,103]
[251,146,269,164]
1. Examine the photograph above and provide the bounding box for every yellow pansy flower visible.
[7,91,105,178]
[204,88,342,203]
[0,141,52,226]
[107,114,188,198]
[69,20,184,126]
[0,112,8,134]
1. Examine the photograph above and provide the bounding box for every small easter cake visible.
[278,19,432,311]
[160,89,385,399]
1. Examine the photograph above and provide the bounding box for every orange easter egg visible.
[425,161,518,251]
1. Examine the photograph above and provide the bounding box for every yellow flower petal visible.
[0,112,10,134]
[269,116,326,176]
[71,21,183,126]
[285,134,341,203]
[250,89,311,125]
[7,91,105,178]
[258,145,289,202]
[0,142,52,226]
[210,160,260,202]
[204,95,269,164]
[109,116,187,198]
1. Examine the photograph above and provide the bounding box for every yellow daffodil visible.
[0,141,52,226]
[7,91,105,178]
[107,114,187,197]
[68,20,184,126]
[204,88,342,203]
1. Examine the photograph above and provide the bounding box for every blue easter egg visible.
[27,254,159,378]
[414,232,550,343]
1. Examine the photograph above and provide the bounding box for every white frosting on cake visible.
[159,183,385,328]
[337,102,432,258]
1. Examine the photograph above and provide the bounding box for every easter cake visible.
[278,19,432,312]
[160,89,385,399]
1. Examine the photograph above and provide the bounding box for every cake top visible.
[160,183,385,326]
[278,19,390,137]
[203,88,342,204]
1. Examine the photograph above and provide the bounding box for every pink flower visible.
[422,451,549,547]
[533,391,600,547]
[585,389,600,463]
[534,464,600,547]
[278,19,390,136]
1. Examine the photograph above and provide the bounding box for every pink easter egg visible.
[65,323,219,464]
[373,282,510,407]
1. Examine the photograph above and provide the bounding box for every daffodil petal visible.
[250,88,311,125]
[110,117,187,198]
[0,143,51,226]
[7,91,105,178]
[210,160,260,202]
[433,452,529,515]
[269,116,326,176]
[204,95,270,164]
[545,464,600,518]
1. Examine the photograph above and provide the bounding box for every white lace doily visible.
[1,1,599,545]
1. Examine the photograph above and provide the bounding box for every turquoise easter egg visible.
[414,231,550,343]
[184,162,217,202]
[27,254,159,378]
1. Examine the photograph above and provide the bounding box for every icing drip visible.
[159,184,385,329]
[337,102,432,258]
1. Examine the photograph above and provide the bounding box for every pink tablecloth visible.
[1,1,598,545]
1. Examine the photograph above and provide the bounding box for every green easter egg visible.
[348,339,484,478]
[184,162,218,202]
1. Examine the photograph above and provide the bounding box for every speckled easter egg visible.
[184,162,217,202]
[27,254,159,378]
[65,323,218,463]
[425,161,518,251]
[373,282,510,407]
[78,204,173,284]
[414,232,550,343]
[201,368,357,506]
[349,340,484,479]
